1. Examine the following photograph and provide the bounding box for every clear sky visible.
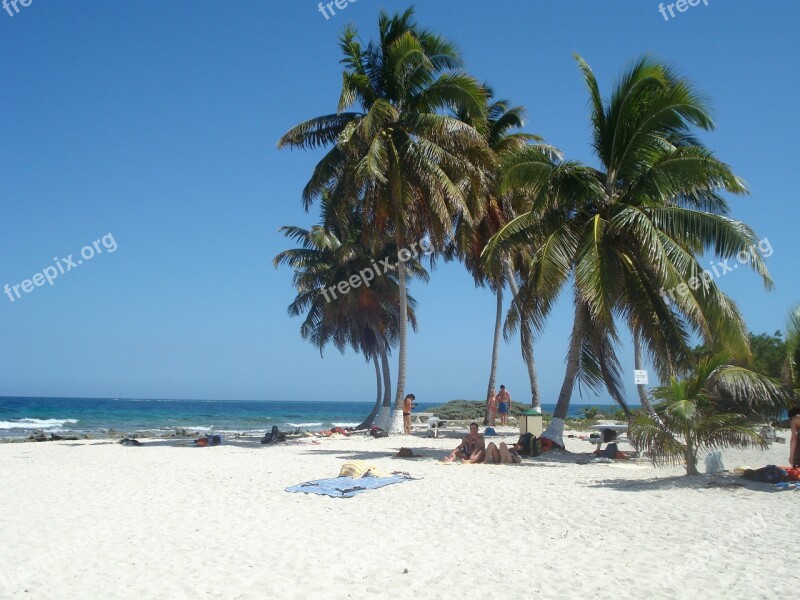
[1,0,798,405]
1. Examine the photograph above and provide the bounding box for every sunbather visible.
[444,422,485,463]
[484,441,521,464]
[261,426,286,444]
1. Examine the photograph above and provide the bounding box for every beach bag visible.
[705,451,725,474]
[530,436,542,457]
[370,426,388,438]
[516,432,533,453]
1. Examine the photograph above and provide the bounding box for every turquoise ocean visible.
[0,396,599,439]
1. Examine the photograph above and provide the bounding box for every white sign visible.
[634,370,649,385]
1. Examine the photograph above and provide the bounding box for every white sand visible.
[1,427,799,599]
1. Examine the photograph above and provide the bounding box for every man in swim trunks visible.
[402,394,416,435]
[444,422,486,463]
[497,384,512,426]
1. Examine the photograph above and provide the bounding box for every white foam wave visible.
[0,418,79,430]
[285,422,323,428]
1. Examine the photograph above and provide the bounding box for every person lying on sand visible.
[484,441,521,464]
[444,422,485,463]
[261,426,286,445]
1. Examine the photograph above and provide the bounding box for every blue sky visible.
[1,0,798,405]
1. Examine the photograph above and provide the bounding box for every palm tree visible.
[785,304,800,393]
[629,354,791,475]
[278,8,492,432]
[448,92,544,418]
[485,55,772,446]
[273,205,422,429]
[634,330,658,419]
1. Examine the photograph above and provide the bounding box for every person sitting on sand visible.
[444,422,485,463]
[484,441,521,464]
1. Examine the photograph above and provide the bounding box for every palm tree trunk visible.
[483,283,504,425]
[633,330,658,419]
[381,341,392,408]
[374,339,393,430]
[504,261,541,409]
[541,302,589,447]
[685,429,699,475]
[390,231,409,434]
[357,352,383,430]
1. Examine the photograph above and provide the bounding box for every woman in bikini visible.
[487,388,497,426]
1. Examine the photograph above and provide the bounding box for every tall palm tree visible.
[634,329,658,419]
[785,304,800,394]
[485,55,772,446]
[449,92,544,417]
[629,354,791,475]
[273,205,422,428]
[278,8,491,431]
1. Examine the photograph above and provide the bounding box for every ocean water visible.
[0,396,607,439]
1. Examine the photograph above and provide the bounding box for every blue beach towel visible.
[286,474,415,498]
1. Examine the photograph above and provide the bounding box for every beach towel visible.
[285,474,415,498]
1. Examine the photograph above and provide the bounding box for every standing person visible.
[402,394,416,435]
[487,388,498,426]
[497,384,512,426]
[789,407,800,467]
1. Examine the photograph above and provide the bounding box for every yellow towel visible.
[338,461,390,478]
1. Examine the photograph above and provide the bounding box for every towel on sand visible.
[286,474,414,498]
[338,460,391,478]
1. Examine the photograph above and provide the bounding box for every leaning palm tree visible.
[274,205,423,429]
[629,354,791,475]
[278,8,492,432]
[485,55,772,446]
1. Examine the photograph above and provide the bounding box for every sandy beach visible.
[2,426,799,599]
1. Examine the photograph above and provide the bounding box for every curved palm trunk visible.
[484,284,504,425]
[633,330,658,419]
[357,352,383,430]
[390,237,409,434]
[504,261,541,409]
[375,340,393,430]
[541,302,589,447]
